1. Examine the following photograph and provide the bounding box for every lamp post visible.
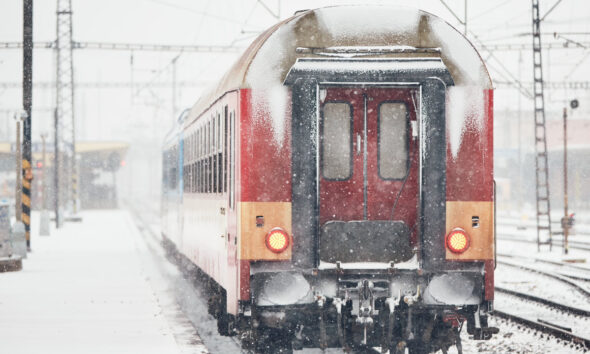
[563,99,579,255]
[40,133,50,236]
[13,111,27,221]
[563,107,568,254]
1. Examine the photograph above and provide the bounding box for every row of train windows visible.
[182,108,236,199]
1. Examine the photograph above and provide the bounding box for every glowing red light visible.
[265,228,289,253]
[446,228,470,254]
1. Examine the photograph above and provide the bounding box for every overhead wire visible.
[145,0,245,25]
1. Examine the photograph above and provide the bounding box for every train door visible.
[319,87,418,262]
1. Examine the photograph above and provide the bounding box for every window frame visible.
[320,100,354,181]
[377,100,411,181]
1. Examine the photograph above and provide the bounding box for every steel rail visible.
[492,310,590,349]
[497,253,590,279]
[497,259,590,298]
[495,286,590,317]
[497,235,590,251]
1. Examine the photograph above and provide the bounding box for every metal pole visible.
[22,0,33,250]
[517,51,523,212]
[172,55,178,118]
[54,108,61,228]
[39,133,50,236]
[41,134,46,210]
[15,119,22,221]
[464,0,467,35]
[563,107,569,254]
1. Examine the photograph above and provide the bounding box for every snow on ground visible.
[2,210,588,354]
[0,210,207,354]
[495,264,590,310]
[459,316,587,354]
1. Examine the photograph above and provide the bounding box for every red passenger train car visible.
[162,5,496,353]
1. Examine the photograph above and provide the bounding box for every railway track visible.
[497,258,590,298]
[497,233,590,252]
[495,287,590,317]
[491,309,590,350]
[492,255,590,351]
[497,219,590,237]
[498,253,590,282]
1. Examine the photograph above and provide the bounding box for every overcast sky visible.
[0,0,589,143]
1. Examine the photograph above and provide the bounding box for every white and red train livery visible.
[162,5,496,353]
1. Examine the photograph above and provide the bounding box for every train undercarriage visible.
[205,264,498,353]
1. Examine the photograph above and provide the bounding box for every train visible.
[162,5,497,353]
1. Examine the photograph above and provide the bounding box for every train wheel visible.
[407,342,430,354]
[253,327,294,354]
[217,313,231,336]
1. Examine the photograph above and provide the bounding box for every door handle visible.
[357,134,361,155]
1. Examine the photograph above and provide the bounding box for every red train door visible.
[319,87,419,252]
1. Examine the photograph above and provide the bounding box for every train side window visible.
[199,127,203,193]
[194,160,197,194]
[186,165,189,193]
[182,162,186,192]
[212,115,216,155]
[170,167,176,190]
[198,129,202,193]
[211,113,219,193]
[199,128,202,193]
[321,102,352,180]
[203,126,206,193]
[378,102,408,180]
[189,134,192,163]
[191,133,194,163]
[218,113,222,193]
[229,111,235,209]
[228,112,232,206]
[187,163,191,193]
[224,106,228,193]
[190,163,193,193]
[207,120,211,193]
[213,149,218,193]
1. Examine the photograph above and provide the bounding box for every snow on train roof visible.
[187,5,492,147]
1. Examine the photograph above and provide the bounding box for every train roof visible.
[187,5,492,122]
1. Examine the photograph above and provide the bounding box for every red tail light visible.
[265,228,290,253]
[446,228,470,254]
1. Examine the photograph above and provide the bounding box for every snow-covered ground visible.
[1,210,588,353]
[0,210,207,354]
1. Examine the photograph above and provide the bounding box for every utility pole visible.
[55,0,76,223]
[517,50,523,212]
[532,0,553,251]
[40,133,50,236]
[562,107,568,254]
[172,54,179,118]
[22,0,34,251]
[14,114,23,222]
[464,0,467,35]
[562,99,579,254]
[54,109,61,227]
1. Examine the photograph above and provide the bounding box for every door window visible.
[321,102,352,180]
[378,102,409,180]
